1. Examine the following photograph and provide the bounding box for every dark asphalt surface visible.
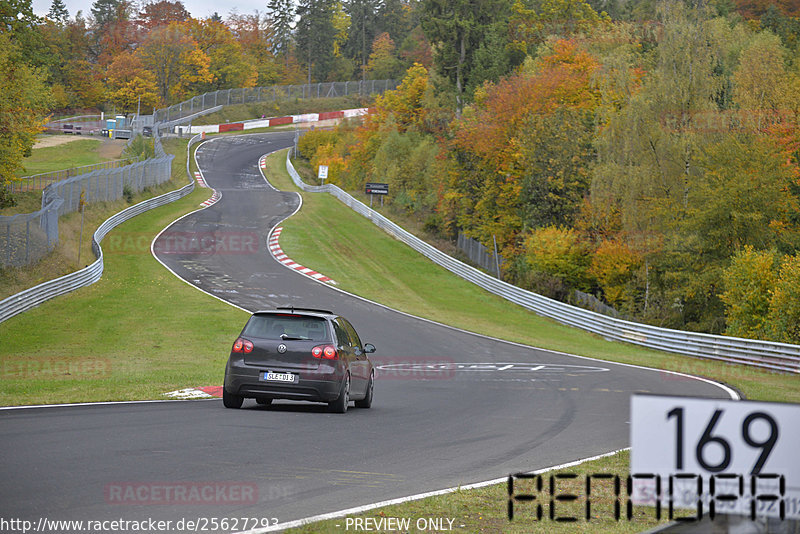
[0,132,735,532]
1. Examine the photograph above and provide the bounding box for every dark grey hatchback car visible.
[223,307,375,413]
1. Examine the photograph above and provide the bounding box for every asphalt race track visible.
[0,132,736,531]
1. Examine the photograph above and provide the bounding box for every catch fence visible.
[1,137,173,268]
[153,80,397,124]
[6,159,134,194]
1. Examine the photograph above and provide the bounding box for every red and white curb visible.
[164,386,222,399]
[194,171,208,188]
[269,227,336,284]
[259,156,267,171]
[200,190,221,207]
[194,171,221,207]
[178,107,372,135]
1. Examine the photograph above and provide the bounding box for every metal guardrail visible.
[285,153,800,374]
[0,134,200,325]
[2,132,174,268]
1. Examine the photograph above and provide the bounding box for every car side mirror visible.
[363,343,376,354]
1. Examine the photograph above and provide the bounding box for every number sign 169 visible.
[631,395,800,520]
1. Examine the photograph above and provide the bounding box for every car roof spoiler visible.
[256,306,335,315]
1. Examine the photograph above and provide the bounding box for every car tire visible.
[328,374,350,414]
[256,398,272,406]
[223,388,244,409]
[354,371,374,409]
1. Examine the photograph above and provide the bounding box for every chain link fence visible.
[6,159,135,194]
[0,198,63,267]
[0,131,193,324]
[456,231,503,277]
[153,80,398,124]
[41,156,173,217]
[1,136,173,268]
[456,232,624,318]
[44,114,104,133]
[572,290,623,318]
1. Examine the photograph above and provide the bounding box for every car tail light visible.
[232,338,253,353]
[312,345,337,359]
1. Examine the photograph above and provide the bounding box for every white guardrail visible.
[285,152,800,374]
[0,134,202,325]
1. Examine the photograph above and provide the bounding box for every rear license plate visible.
[263,372,295,383]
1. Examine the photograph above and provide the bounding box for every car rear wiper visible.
[280,334,308,340]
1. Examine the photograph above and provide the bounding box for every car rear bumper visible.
[224,358,343,402]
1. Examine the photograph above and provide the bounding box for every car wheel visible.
[222,388,244,409]
[328,373,350,414]
[256,398,272,406]
[354,371,374,409]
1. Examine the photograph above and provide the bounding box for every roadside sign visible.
[631,395,800,520]
[365,182,388,195]
[318,165,328,181]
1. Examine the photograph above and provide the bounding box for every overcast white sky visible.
[30,0,271,21]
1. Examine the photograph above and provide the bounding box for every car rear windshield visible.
[242,314,329,341]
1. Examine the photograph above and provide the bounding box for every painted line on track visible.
[164,386,223,399]
[149,138,252,315]
[255,152,741,403]
[234,449,629,533]
[199,189,221,208]
[0,398,216,411]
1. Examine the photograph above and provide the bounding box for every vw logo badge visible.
[277,344,287,354]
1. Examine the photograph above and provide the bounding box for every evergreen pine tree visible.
[295,0,336,83]
[48,0,69,23]
[268,0,295,61]
[344,0,380,80]
[90,0,121,30]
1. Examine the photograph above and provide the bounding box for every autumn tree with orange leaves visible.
[137,22,212,103]
[106,51,160,112]
[448,39,601,260]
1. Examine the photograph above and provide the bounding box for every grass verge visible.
[0,139,248,405]
[17,137,124,177]
[0,191,43,215]
[0,143,795,532]
[2,137,127,216]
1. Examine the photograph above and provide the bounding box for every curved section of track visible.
[0,132,735,527]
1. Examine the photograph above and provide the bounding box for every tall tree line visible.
[292,0,800,341]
